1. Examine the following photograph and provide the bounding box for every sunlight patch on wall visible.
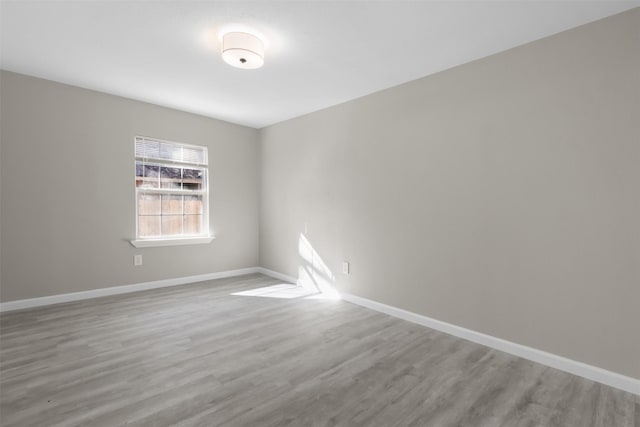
[298,233,340,300]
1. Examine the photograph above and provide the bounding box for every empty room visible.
[0,1,638,426]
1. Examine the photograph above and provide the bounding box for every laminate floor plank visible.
[0,273,636,426]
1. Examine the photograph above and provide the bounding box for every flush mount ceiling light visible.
[222,32,264,69]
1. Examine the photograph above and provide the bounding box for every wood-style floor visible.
[1,274,637,426]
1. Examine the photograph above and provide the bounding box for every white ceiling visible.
[1,1,637,128]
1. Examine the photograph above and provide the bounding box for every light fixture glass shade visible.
[222,32,264,69]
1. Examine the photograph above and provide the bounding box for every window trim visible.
[131,135,213,245]
[129,236,215,248]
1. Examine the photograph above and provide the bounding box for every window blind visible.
[135,136,207,166]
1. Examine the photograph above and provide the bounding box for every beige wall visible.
[0,71,260,302]
[259,9,640,378]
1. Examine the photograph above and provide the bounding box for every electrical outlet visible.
[342,261,350,275]
[134,254,143,266]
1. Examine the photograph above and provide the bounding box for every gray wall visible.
[1,71,260,302]
[259,9,640,379]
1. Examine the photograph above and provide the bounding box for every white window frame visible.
[130,136,214,248]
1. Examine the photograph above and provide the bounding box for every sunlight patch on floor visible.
[232,283,341,300]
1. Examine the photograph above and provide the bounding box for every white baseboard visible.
[337,292,639,395]
[0,267,260,312]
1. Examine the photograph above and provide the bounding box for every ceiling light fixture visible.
[222,32,264,69]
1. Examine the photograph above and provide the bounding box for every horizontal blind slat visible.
[135,136,207,166]
[135,188,206,195]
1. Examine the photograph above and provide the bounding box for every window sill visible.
[129,236,215,248]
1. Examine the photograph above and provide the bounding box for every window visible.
[133,136,211,246]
